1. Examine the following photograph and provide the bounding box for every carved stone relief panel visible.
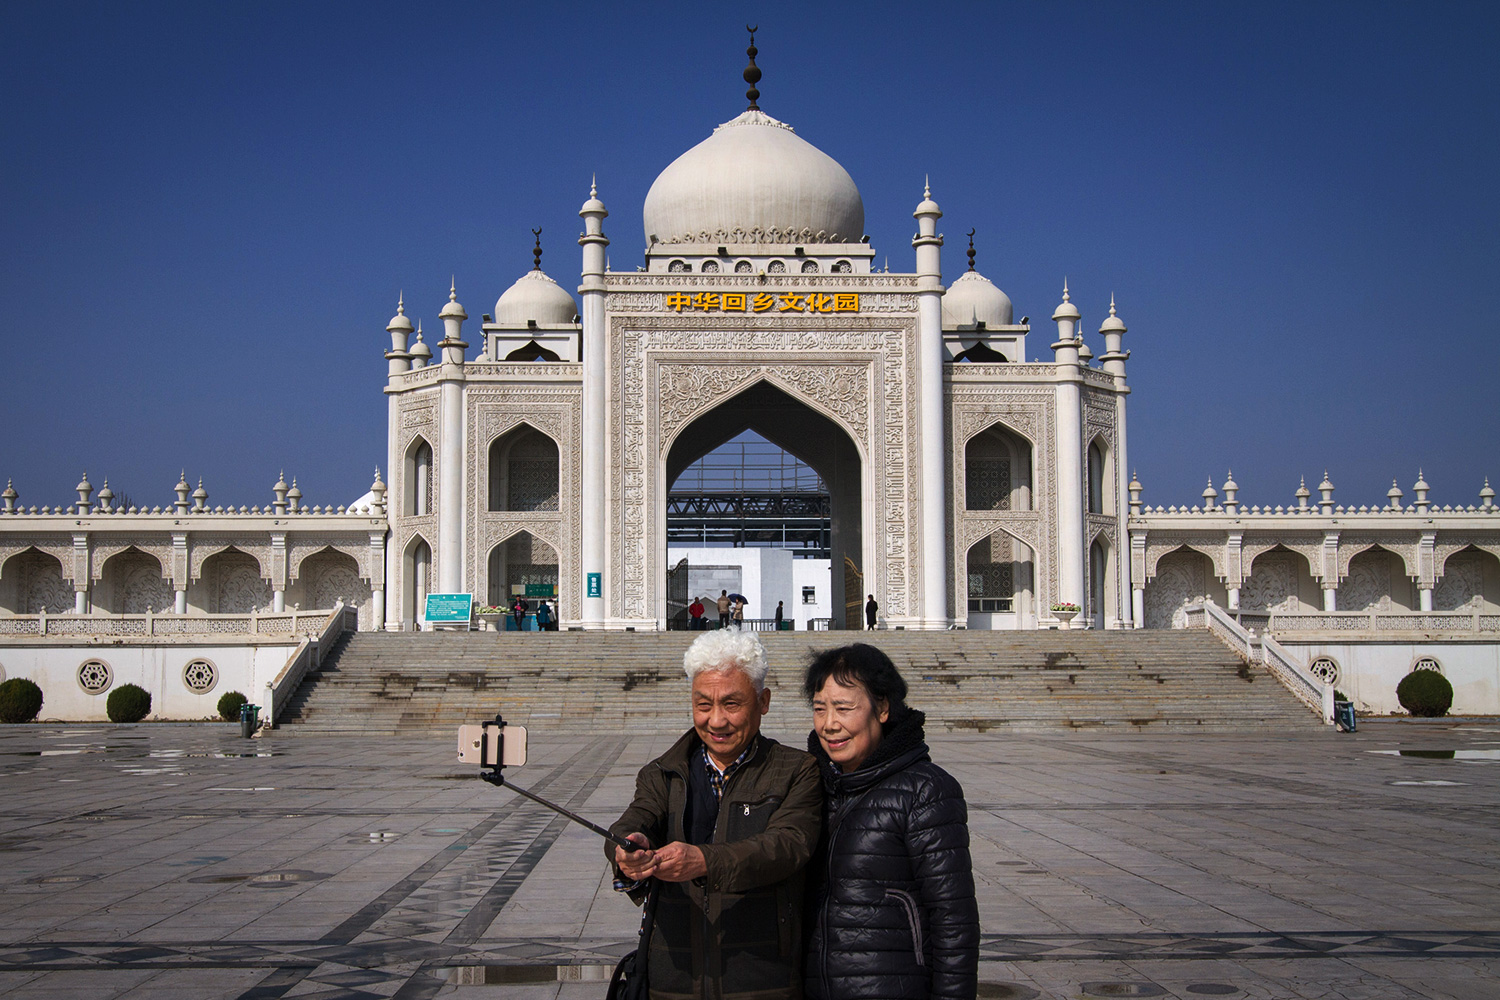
[1336,537,1417,582]
[1240,554,1298,612]
[12,550,73,613]
[1338,550,1394,611]
[1434,550,1484,610]
[1143,548,1210,629]
[1144,534,1227,581]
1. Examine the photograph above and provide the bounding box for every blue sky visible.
[2,1,1495,511]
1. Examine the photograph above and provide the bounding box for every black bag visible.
[606,881,658,1000]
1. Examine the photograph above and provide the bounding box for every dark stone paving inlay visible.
[1186,986,1241,996]
[1082,984,1166,998]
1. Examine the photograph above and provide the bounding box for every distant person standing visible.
[865,595,878,630]
[689,596,706,630]
[535,599,551,631]
[775,600,784,630]
[732,597,746,629]
[716,590,732,629]
[512,597,527,632]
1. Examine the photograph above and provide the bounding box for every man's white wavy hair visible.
[683,628,769,692]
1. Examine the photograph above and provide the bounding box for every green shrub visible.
[217,690,248,722]
[0,678,44,724]
[1396,669,1453,718]
[106,683,152,723]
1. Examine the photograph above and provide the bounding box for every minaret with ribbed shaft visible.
[579,179,610,629]
[913,181,949,627]
[1052,282,1085,618]
[436,282,467,594]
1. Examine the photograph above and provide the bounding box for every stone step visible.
[277,629,1320,734]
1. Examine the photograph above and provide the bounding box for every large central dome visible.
[643,110,865,247]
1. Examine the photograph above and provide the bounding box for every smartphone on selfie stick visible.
[457,714,638,851]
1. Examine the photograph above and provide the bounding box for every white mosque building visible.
[1,41,1496,717]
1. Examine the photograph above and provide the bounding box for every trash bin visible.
[1334,700,1356,733]
[778,621,792,631]
[239,703,260,738]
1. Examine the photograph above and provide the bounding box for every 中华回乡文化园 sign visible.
[664,292,858,314]
[424,593,473,624]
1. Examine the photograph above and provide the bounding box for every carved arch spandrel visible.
[1144,540,1226,581]
[289,543,373,583]
[190,542,270,582]
[0,541,75,581]
[1336,538,1419,582]
[90,541,174,582]
[959,518,1040,554]
[656,364,871,458]
[1435,539,1500,575]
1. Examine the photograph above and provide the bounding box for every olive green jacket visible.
[608,729,822,1000]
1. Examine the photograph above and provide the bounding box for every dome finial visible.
[743,25,761,110]
[531,227,543,271]
[1062,278,1071,303]
[966,229,976,272]
[1109,293,1117,317]
[924,174,931,199]
[590,173,597,198]
[449,277,457,302]
[397,291,405,315]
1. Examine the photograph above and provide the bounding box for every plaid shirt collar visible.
[698,735,759,800]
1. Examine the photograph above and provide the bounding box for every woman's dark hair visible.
[804,643,908,712]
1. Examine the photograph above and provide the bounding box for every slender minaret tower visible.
[579,179,609,629]
[436,282,467,594]
[1052,282,1085,617]
[1099,297,1132,627]
[913,180,949,628]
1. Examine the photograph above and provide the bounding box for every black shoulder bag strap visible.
[606,880,659,1000]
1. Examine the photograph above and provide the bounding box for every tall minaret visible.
[1098,297,1131,627]
[913,181,949,628]
[1051,282,1085,617]
[579,179,609,628]
[436,282,467,594]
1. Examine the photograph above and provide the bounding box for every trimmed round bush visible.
[217,690,248,722]
[1397,668,1453,718]
[106,683,152,724]
[0,678,44,724]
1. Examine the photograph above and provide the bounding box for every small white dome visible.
[643,110,864,247]
[942,271,1014,330]
[493,270,577,327]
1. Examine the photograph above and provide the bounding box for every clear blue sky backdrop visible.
[2,1,1495,510]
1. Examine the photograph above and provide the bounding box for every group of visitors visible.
[685,591,746,630]
[509,597,557,631]
[608,630,977,1000]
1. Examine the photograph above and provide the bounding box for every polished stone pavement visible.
[0,715,1497,1000]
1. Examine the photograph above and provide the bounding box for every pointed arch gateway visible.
[662,379,865,629]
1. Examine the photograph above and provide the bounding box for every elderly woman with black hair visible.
[803,643,979,1000]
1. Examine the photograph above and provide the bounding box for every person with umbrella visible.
[731,594,747,629]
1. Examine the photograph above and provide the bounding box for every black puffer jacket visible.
[805,710,979,1000]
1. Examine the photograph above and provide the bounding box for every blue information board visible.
[424,593,473,628]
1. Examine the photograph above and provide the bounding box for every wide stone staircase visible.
[275,629,1322,735]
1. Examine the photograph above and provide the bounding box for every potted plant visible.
[1050,602,1080,628]
[474,605,505,631]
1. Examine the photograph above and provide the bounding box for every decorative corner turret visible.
[386,293,414,376]
[1222,471,1239,514]
[75,472,93,515]
[272,471,289,515]
[1413,470,1431,513]
[1202,479,1219,511]
[96,479,113,512]
[371,467,387,517]
[1098,295,1129,378]
[1128,471,1143,516]
[1387,479,1404,511]
[1295,476,1311,511]
[1318,472,1335,515]
[174,471,191,514]
[287,479,302,514]
[2,480,16,513]
[192,478,208,513]
[1051,281,1081,365]
[1482,478,1495,510]
[438,281,468,365]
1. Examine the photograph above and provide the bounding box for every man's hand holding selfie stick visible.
[614,833,707,883]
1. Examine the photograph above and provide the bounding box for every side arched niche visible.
[487,531,558,608]
[488,425,560,512]
[965,424,1033,512]
[0,548,73,614]
[965,530,1033,629]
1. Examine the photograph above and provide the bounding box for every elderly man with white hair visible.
[608,628,821,1000]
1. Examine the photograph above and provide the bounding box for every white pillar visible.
[1419,588,1433,612]
[913,183,948,628]
[1132,585,1144,627]
[1323,586,1337,612]
[579,182,610,628]
[175,589,187,614]
[1052,285,1085,614]
[74,589,87,615]
[1227,587,1241,611]
[436,286,468,594]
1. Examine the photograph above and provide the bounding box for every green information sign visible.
[525,583,556,598]
[424,593,473,625]
[587,573,601,599]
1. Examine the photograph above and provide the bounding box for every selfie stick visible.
[479,714,639,852]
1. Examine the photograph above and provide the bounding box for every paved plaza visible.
[0,715,1497,1000]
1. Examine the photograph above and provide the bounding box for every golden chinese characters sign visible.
[664,292,859,314]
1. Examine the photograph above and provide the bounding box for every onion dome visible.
[97,480,114,508]
[1099,297,1127,335]
[643,109,864,246]
[493,270,578,327]
[942,271,1014,330]
[1052,281,1080,322]
[439,281,466,322]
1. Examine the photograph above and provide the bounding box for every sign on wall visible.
[664,292,859,314]
[586,573,602,599]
